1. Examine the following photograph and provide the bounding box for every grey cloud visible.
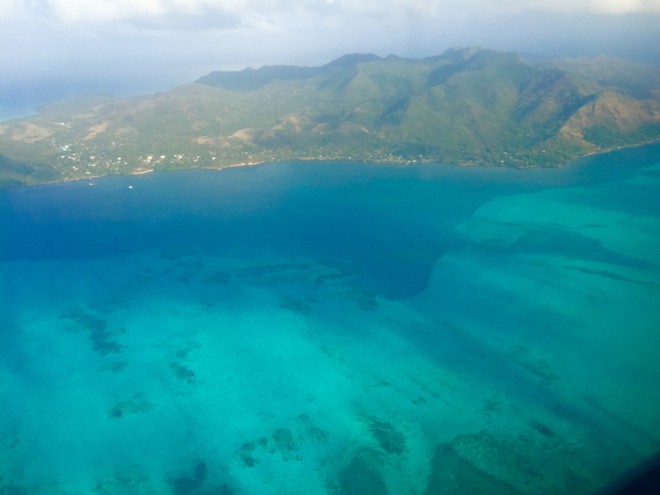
[126,6,242,31]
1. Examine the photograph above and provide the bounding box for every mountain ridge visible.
[0,48,658,186]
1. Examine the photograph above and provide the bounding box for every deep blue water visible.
[3,146,656,295]
[1,145,659,494]
[1,161,529,297]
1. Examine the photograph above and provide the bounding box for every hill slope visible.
[1,48,658,185]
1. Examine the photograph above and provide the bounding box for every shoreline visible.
[3,140,659,189]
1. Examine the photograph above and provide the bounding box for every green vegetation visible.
[0,48,658,185]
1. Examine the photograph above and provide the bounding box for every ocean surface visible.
[1,145,659,494]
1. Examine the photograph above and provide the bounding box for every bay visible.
[1,144,659,494]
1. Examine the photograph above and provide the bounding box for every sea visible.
[1,144,659,495]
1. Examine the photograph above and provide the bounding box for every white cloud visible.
[502,0,660,15]
[2,0,659,26]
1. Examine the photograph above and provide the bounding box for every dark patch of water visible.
[1,144,658,299]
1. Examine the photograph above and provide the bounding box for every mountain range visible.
[0,47,658,186]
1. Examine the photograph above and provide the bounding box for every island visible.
[0,47,658,186]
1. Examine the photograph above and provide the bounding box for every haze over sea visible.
[1,145,659,494]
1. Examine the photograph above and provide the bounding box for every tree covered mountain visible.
[1,48,658,186]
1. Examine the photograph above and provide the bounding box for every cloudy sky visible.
[1,0,659,119]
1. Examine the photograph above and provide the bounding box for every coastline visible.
[2,139,659,190]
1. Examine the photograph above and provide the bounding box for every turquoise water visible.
[1,145,659,494]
